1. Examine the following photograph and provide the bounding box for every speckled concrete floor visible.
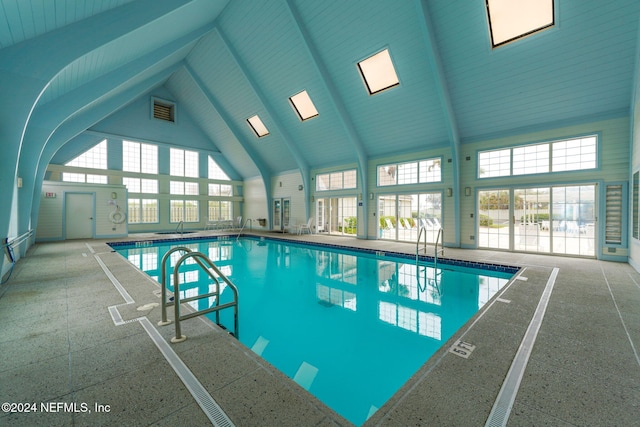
[1,232,638,426]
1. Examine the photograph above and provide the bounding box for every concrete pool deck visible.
[1,231,639,426]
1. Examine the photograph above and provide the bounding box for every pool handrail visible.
[159,246,201,326]
[236,218,252,241]
[158,247,239,341]
[171,251,239,343]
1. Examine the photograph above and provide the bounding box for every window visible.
[486,0,554,48]
[478,135,597,179]
[289,90,319,121]
[247,115,269,137]
[208,201,232,221]
[123,141,157,174]
[170,181,199,195]
[357,48,399,95]
[377,158,441,186]
[170,148,198,177]
[512,143,549,175]
[208,184,232,197]
[62,173,108,184]
[478,149,511,178]
[208,156,231,180]
[62,140,108,184]
[122,178,158,194]
[552,136,597,172]
[66,140,107,169]
[128,199,158,224]
[170,200,199,223]
[315,169,357,191]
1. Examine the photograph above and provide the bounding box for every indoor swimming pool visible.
[111,236,516,425]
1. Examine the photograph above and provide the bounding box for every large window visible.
[478,135,597,178]
[208,156,230,180]
[170,148,198,177]
[170,200,199,223]
[378,158,441,186]
[316,170,357,191]
[208,201,232,221]
[62,140,108,184]
[128,199,158,224]
[122,177,158,194]
[378,193,442,243]
[123,140,157,174]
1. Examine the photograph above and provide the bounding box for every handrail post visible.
[158,246,193,326]
[169,251,240,343]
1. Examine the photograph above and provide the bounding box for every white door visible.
[65,193,94,239]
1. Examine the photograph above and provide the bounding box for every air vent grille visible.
[153,100,175,122]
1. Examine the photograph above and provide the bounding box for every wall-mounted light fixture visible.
[298,184,303,191]
[446,188,452,197]
[370,192,374,200]
[465,187,471,196]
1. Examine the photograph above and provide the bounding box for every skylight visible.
[486,0,554,47]
[357,48,399,95]
[247,115,269,137]
[289,90,319,121]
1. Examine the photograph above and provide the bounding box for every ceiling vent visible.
[152,98,176,123]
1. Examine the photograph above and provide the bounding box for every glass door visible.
[283,198,291,230]
[273,199,281,231]
[478,189,511,249]
[316,199,327,233]
[552,185,595,256]
[514,187,550,253]
[478,185,596,256]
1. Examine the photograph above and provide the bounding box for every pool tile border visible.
[107,234,520,275]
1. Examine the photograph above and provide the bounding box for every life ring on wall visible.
[109,209,126,224]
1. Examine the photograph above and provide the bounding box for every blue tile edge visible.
[107,233,521,275]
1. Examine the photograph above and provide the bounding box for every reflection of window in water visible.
[378,261,441,306]
[316,284,356,311]
[316,252,357,284]
[378,301,441,340]
[478,276,508,308]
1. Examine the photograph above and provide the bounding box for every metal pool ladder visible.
[416,226,444,266]
[158,246,239,343]
[416,226,444,295]
[236,218,252,241]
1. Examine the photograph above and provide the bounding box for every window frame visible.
[315,169,358,192]
[377,157,442,187]
[477,134,598,179]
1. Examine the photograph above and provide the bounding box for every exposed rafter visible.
[284,0,370,237]
[416,0,461,246]
[215,26,311,220]
[183,63,274,227]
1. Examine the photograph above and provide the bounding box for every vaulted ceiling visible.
[3,0,640,181]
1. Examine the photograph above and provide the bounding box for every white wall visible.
[36,181,128,241]
[242,176,268,230]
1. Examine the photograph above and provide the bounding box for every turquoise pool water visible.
[112,236,514,425]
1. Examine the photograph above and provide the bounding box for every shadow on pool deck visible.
[1,231,638,426]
